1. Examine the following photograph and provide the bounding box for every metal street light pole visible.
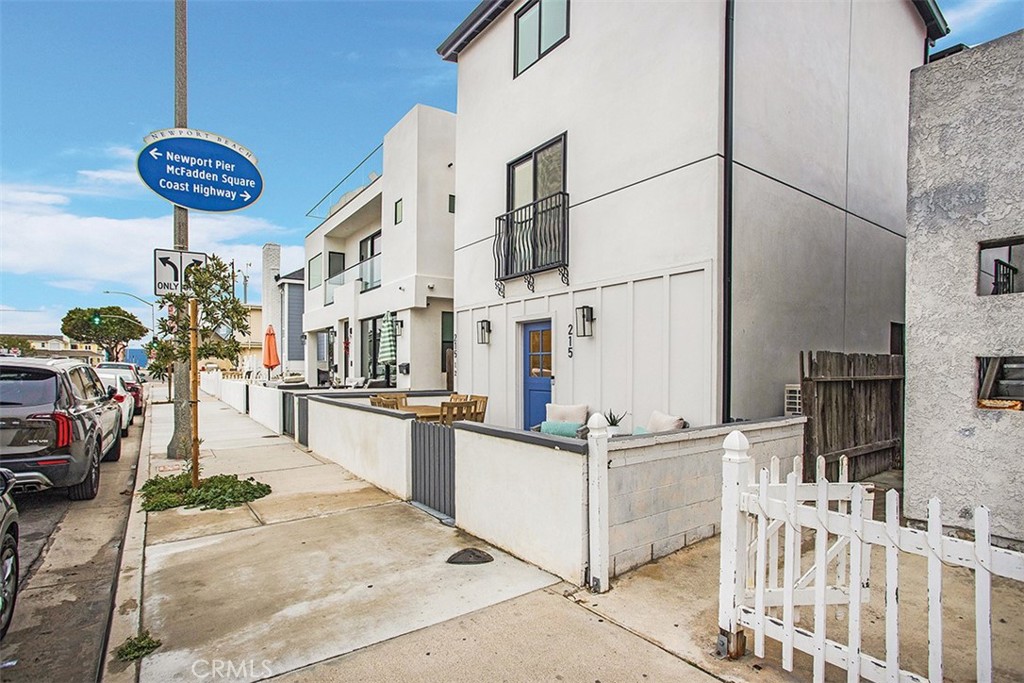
[102,290,157,343]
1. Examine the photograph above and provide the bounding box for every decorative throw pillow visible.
[647,410,687,433]
[546,403,588,424]
[540,421,583,438]
[632,425,650,435]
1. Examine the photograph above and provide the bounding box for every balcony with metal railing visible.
[492,191,569,297]
[993,259,1019,295]
[324,254,382,305]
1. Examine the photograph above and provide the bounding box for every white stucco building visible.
[303,104,456,389]
[438,0,947,430]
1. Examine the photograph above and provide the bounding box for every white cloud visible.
[105,146,137,160]
[77,168,140,185]
[944,0,1001,32]
[0,306,66,336]
[0,182,301,308]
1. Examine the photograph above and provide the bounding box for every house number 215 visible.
[567,324,574,358]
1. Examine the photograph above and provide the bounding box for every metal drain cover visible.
[447,548,493,565]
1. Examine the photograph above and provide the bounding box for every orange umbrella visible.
[262,325,281,371]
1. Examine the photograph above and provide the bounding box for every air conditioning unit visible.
[784,384,802,416]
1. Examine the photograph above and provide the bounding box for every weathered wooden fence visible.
[718,431,1024,682]
[800,351,903,481]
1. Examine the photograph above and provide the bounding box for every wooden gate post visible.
[718,429,752,658]
[587,412,610,593]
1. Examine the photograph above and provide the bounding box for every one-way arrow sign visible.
[154,248,207,296]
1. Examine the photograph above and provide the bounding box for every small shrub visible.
[140,472,271,512]
[115,630,162,661]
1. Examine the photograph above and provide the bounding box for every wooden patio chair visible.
[469,395,488,422]
[439,400,475,426]
[450,393,469,402]
[378,396,400,409]
[390,393,408,408]
[368,395,383,407]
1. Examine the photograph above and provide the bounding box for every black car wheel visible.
[103,428,122,462]
[68,439,100,500]
[0,532,18,640]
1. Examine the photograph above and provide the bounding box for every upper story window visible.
[308,253,322,290]
[978,238,1022,296]
[515,0,569,77]
[394,198,403,224]
[359,231,383,292]
[508,134,565,210]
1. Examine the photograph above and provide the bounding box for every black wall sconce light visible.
[477,319,491,344]
[300,332,307,343]
[327,327,337,343]
[575,305,595,337]
[395,320,404,337]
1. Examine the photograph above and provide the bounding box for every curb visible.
[100,399,153,683]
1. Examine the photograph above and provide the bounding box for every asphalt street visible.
[1,407,144,683]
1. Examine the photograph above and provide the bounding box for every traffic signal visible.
[92,313,101,325]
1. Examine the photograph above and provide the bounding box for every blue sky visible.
[0,0,1020,343]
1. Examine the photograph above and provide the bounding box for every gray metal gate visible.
[297,397,309,447]
[282,392,295,437]
[411,421,455,519]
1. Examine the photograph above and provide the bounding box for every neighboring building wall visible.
[730,0,923,419]
[904,31,1024,544]
[303,105,455,388]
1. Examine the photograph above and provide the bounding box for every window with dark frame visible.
[448,194,456,214]
[328,252,345,279]
[505,133,566,274]
[358,231,382,292]
[308,253,322,290]
[978,237,1023,296]
[394,198,403,224]
[515,0,569,77]
[441,311,454,371]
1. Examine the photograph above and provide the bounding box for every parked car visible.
[97,367,144,416]
[0,468,18,640]
[96,361,144,385]
[0,358,123,500]
[96,372,134,436]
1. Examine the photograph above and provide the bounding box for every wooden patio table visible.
[403,404,441,422]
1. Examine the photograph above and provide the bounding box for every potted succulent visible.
[604,409,626,437]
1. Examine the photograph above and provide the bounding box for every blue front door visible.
[523,321,552,429]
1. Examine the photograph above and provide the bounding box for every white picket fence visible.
[717,430,1024,682]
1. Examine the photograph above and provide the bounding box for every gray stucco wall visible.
[904,31,1024,544]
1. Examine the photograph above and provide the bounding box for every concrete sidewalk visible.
[104,395,726,682]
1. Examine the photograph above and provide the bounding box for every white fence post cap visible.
[723,429,750,455]
[587,412,610,432]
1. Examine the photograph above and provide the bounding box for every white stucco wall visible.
[248,383,283,434]
[220,379,247,414]
[307,399,412,499]
[904,32,1024,544]
[454,427,588,584]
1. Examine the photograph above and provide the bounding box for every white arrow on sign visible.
[240,191,251,201]
[149,148,162,160]
[154,249,208,297]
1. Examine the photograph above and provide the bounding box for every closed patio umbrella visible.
[378,312,397,368]
[263,325,281,373]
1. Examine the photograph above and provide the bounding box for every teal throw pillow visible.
[632,426,650,435]
[540,421,582,438]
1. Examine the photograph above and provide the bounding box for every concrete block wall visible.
[606,417,805,576]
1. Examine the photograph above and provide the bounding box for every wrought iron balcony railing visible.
[493,191,569,297]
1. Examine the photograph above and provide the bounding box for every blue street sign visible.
[137,130,263,212]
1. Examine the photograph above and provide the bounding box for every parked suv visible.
[0,468,19,640]
[0,358,122,500]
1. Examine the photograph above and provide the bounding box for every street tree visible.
[156,254,249,459]
[0,335,34,357]
[61,306,147,361]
